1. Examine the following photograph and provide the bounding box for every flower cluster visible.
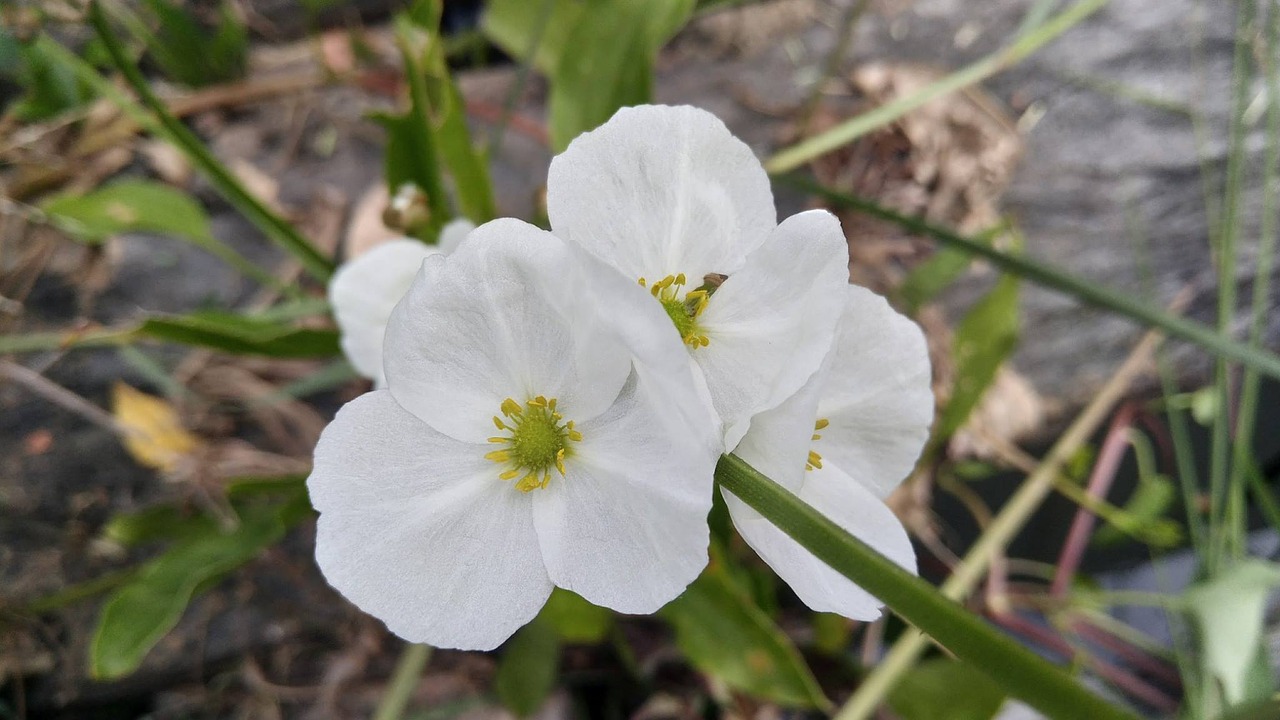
[312,105,933,650]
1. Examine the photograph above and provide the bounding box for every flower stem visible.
[714,453,1141,720]
[373,643,433,720]
[81,1,335,282]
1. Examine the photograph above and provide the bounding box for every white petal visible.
[547,105,775,283]
[383,219,632,442]
[723,461,917,619]
[437,218,476,254]
[309,391,552,650]
[531,373,715,614]
[328,239,437,384]
[817,284,933,498]
[697,210,849,446]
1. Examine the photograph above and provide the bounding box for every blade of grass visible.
[715,454,1141,720]
[75,1,334,281]
[487,0,555,152]
[786,176,1280,383]
[764,0,1110,173]
[373,644,433,720]
[1227,0,1279,558]
[1207,0,1256,571]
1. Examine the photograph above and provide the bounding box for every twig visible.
[0,359,124,435]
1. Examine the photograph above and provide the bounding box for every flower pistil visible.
[638,273,711,348]
[487,396,583,492]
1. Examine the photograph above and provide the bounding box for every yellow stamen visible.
[806,450,823,471]
[815,418,830,430]
[500,397,523,417]
[484,450,511,463]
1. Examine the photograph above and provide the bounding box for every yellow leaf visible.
[111,383,200,472]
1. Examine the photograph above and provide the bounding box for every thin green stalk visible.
[394,17,454,228]
[787,176,1280,383]
[764,0,1110,173]
[373,643,433,720]
[1157,354,1208,557]
[795,0,870,132]
[1208,0,1256,571]
[82,1,335,282]
[488,0,555,152]
[715,454,1141,720]
[1228,0,1280,550]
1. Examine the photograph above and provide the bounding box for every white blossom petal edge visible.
[547,105,847,447]
[310,218,719,650]
[725,284,932,619]
[328,219,476,384]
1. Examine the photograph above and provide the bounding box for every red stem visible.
[1050,404,1138,597]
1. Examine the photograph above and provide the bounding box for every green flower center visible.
[487,396,582,492]
[638,273,711,348]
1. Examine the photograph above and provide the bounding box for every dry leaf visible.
[111,382,201,472]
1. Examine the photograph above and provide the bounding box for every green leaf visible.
[430,79,498,223]
[662,557,830,709]
[139,311,340,358]
[937,273,1020,438]
[43,179,215,243]
[888,658,1006,720]
[1181,560,1280,707]
[900,225,1001,312]
[102,506,207,548]
[1090,475,1181,548]
[494,619,560,717]
[547,0,695,151]
[89,503,289,679]
[41,179,278,287]
[714,453,1142,720]
[141,0,246,87]
[538,588,612,644]
[10,33,91,121]
[481,0,586,76]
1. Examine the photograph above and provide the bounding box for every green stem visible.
[82,1,335,282]
[1208,0,1256,571]
[764,0,1110,173]
[373,643,433,720]
[1227,0,1279,556]
[787,177,1280,383]
[394,17,454,230]
[715,454,1141,720]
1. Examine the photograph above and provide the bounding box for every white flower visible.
[727,284,933,619]
[308,219,720,651]
[547,105,849,448]
[328,219,474,384]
